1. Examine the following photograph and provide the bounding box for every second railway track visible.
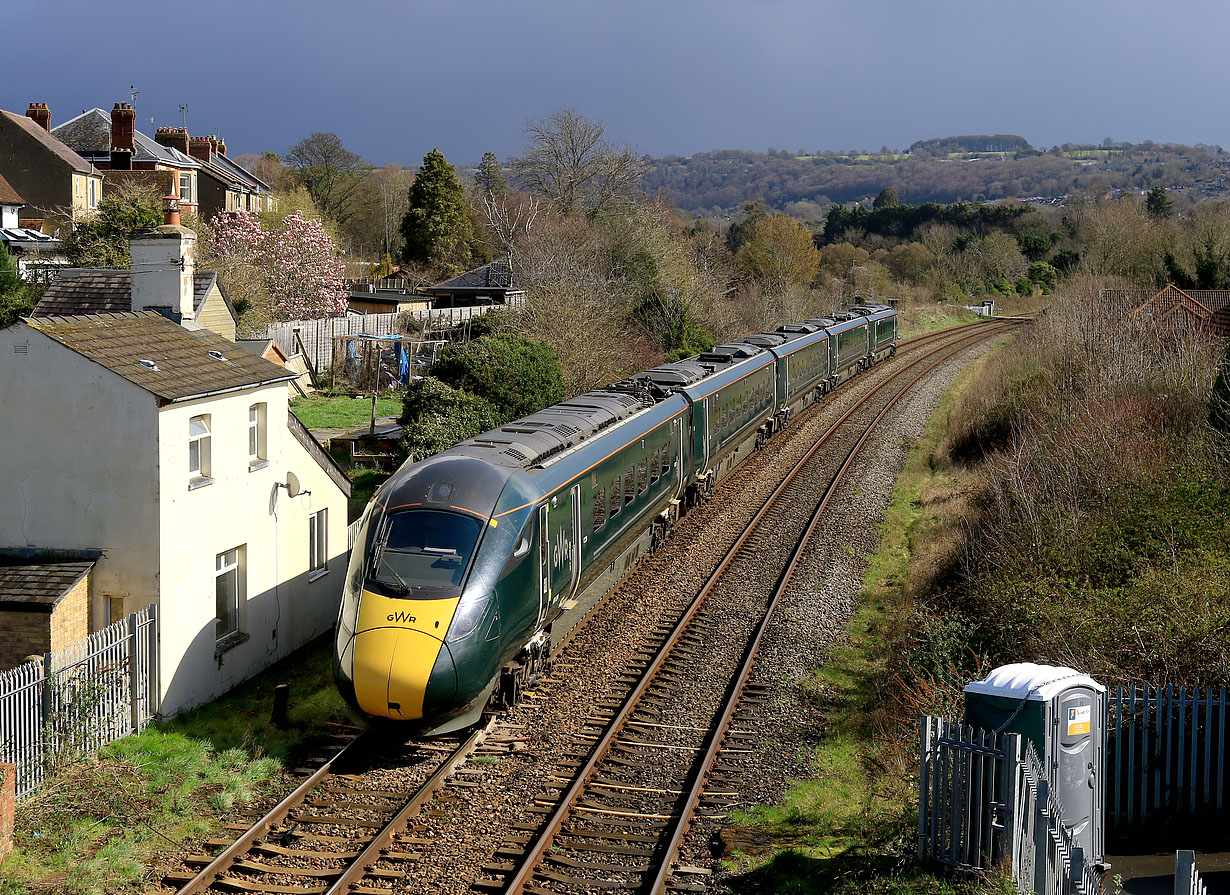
[474,320,1019,894]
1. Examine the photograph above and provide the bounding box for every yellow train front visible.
[333,454,540,735]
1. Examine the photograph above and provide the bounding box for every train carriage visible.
[335,304,900,734]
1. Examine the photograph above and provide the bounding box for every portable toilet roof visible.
[964,662,1105,703]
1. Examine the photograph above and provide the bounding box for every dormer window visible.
[189,414,212,486]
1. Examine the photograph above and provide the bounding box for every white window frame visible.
[215,546,244,642]
[309,509,328,579]
[87,177,98,210]
[248,403,267,468]
[179,171,194,205]
[189,414,212,484]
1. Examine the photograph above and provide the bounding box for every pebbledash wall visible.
[0,325,348,716]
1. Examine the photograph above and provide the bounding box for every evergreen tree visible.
[475,151,507,196]
[0,241,32,329]
[873,186,900,209]
[400,149,474,275]
[1146,186,1174,220]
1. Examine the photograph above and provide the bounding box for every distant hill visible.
[642,140,1230,219]
[909,134,1033,154]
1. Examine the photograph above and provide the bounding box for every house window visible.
[87,178,98,210]
[248,403,267,467]
[215,547,243,641]
[309,509,328,576]
[179,171,194,205]
[189,415,211,482]
[103,595,124,626]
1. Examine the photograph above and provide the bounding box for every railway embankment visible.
[710,279,1230,891]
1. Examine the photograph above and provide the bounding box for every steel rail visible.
[174,733,370,895]
[324,726,484,895]
[648,319,1019,891]
[502,320,1019,893]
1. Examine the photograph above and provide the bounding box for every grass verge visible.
[290,394,402,430]
[714,344,1009,894]
[0,637,348,895]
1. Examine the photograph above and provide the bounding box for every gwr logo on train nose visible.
[386,611,417,623]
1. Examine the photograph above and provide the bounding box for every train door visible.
[536,503,550,628]
[566,485,581,603]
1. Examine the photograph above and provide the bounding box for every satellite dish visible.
[285,472,301,498]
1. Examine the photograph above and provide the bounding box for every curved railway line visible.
[159,319,1019,895]
[481,320,1019,894]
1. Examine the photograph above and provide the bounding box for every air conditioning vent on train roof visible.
[642,361,708,387]
[699,343,763,364]
[806,316,838,327]
[777,323,820,335]
[741,332,788,348]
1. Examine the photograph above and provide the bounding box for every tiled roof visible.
[0,169,24,205]
[0,561,93,611]
[32,269,234,321]
[427,260,515,292]
[0,110,98,175]
[1186,290,1230,312]
[52,109,200,169]
[27,312,295,402]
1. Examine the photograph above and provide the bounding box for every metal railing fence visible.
[1107,684,1229,828]
[919,716,1100,895]
[0,606,158,799]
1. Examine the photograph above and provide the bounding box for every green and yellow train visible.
[334,305,898,733]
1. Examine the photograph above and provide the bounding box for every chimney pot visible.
[163,194,181,227]
[25,102,51,131]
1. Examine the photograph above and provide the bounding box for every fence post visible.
[918,715,932,865]
[999,733,1021,868]
[127,611,140,734]
[39,652,52,729]
[1071,846,1085,894]
[1034,776,1050,895]
[1175,850,1195,895]
[147,604,160,718]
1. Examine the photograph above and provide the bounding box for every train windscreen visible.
[370,510,482,596]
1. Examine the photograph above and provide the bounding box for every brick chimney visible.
[25,103,50,132]
[110,102,135,170]
[130,195,197,323]
[154,126,189,155]
[188,136,213,163]
[215,136,226,157]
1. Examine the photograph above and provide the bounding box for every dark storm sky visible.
[7,0,1226,166]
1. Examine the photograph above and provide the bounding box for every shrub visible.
[398,377,500,461]
[430,333,565,423]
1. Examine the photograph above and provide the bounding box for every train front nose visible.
[352,627,458,721]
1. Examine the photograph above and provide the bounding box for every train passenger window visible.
[661,447,671,476]
[624,468,635,506]
[593,488,606,531]
[637,460,647,495]
[610,478,621,517]
[649,450,660,484]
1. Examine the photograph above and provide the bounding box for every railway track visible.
[476,320,1019,894]
[164,728,485,895]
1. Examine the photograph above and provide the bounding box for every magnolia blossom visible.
[211,210,348,320]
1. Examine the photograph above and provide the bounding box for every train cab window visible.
[650,450,660,484]
[624,469,635,506]
[593,487,607,531]
[637,460,648,495]
[370,510,480,595]
[609,477,621,517]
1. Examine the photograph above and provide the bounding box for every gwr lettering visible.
[386,612,417,623]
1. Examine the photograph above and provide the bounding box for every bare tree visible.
[481,190,541,269]
[284,132,372,226]
[509,109,647,215]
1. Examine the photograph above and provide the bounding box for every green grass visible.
[290,395,402,430]
[715,349,1007,895]
[899,305,981,339]
[348,467,390,522]
[0,638,349,895]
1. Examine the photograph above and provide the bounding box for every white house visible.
[0,210,351,715]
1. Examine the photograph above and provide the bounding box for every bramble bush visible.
[896,277,1230,694]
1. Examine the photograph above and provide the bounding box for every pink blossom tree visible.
[209,210,348,324]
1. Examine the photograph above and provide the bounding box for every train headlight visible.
[446,589,492,641]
